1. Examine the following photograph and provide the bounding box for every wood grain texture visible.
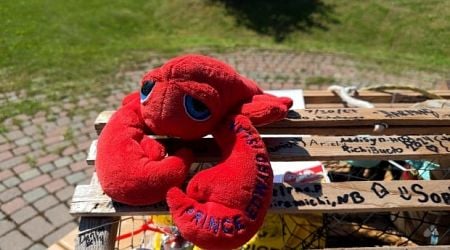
[302,90,450,104]
[70,178,450,216]
[323,246,450,250]
[259,126,450,136]
[94,108,450,135]
[278,108,450,127]
[305,103,414,109]
[86,134,450,165]
[75,216,119,250]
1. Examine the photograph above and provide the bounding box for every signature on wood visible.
[299,109,363,120]
[371,182,450,204]
[375,109,440,118]
[78,229,106,247]
[297,108,448,121]
[267,135,450,156]
[271,182,450,209]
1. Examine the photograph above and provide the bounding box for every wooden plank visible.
[87,140,97,167]
[303,90,450,104]
[308,100,450,110]
[94,110,114,135]
[70,183,169,216]
[261,134,450,161]
[94,91,450,132]
[324,246,450,250]
[305,103,414,109]
[75,216,119,250]
[86,134,450,165]
[94,108,450,134]
[70,179,450,216]
[96,121,450,136]
[260,126,450,136]
[279,108,450,127]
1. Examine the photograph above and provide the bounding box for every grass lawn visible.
[1,0,449,121]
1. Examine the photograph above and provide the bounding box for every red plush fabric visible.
[167,114,273,249]
[96,95,194,205]
[95,54,292,248]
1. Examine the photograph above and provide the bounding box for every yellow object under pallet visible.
[149,213,324,249]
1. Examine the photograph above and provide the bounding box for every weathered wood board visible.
[87,140,97,166]
[259,126,450,136]
[306,103,415,109]
[70,178,450,216]
[303,90,450,104]
[279,108,450,127]
[87,134,450,165]
[323,246,450,250]
[75,216,119,250]
[94,108,450,135]
[54,217,147,250]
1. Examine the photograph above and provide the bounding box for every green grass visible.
[1,0,449,121]
[305,76,336,86]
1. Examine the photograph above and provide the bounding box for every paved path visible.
[0,49,447,249]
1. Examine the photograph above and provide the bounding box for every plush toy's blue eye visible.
[140,80,155,103]
[184,95,211,121]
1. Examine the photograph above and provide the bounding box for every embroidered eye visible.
[140,80,155,103]
[183,95,211,121]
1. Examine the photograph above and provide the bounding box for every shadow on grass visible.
[210,0,338,42]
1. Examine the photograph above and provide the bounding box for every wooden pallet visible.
[70,90,450,249]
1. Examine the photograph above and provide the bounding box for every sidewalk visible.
[0,49,446,249]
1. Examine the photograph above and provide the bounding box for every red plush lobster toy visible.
[96,54,292,249]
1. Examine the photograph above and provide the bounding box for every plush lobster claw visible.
[237,75,293,126]
[167,114,273,249]
[240,93,293,126]
[96,93,194,205]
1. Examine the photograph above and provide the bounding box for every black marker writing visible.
[371,182,389,199]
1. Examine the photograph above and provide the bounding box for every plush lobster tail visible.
[167,115,273,249]
[96,95,193,205]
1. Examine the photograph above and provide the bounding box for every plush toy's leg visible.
[239,94,293,126]
[167,115,273,249]
[96,95,193,205]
